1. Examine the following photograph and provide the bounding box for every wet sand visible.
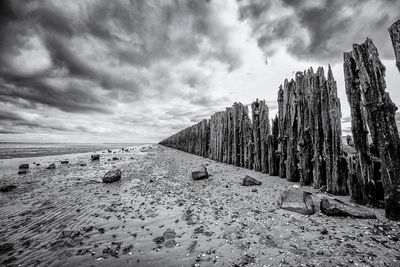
[0,145,399,266]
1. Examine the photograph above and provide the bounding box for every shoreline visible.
[0,143,153,160]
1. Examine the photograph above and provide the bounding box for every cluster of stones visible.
[160,19,400,221]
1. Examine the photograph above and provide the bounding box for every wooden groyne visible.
[160,20,400,220]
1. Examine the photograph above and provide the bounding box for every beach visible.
[0,145,399,266]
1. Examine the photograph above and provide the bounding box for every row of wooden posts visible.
[160,20,400,221]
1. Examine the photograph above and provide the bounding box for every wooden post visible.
[389,19,400,72]
[344,38,400,220]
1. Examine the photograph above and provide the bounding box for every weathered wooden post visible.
[389,19,400,72]
[311,68,326,189]
[259,100,270,173]
[268,116,280,176]
[297,71,313,186]
[323,66,347,195]
[252,100,262,171]
[277,85,287,178]
[344,38,400,220]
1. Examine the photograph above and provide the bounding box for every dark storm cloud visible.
[0,110,74,132]
[238,0,400,62]
[0,0,245,135]
[1,77,109,114]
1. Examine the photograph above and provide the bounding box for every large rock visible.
[320,197,376,219]
[278,190,315,215]
[91,154,100,161]
[103,169,122,183]
[242,175,262,186]
[19,164,29,170]
[191,165,208,180]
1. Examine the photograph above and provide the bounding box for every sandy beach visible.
[0,145,399,267]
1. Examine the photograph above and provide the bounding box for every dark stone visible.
[108,149,112,153]
[112,157,119,161]
[46,163,56,169]
[0,243,14,254]
[320,197,376,219]
[122,244,133,254]
[191,165,209,180]
[153,236,165,244]
[18,170,27,175]
[0,185,16,192]
[242,175,262,186]
[103,169,122,183]
[91,154,100,161]
[2,256,17,265]
[19,164,29,169]
[80,163,87,166]
[61,160,69,164]
[103,246,119,258]
[278,190,315,215]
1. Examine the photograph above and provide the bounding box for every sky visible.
[0,0,399,143]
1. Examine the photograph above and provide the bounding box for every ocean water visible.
[0,142,149,159]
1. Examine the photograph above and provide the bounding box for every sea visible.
[0,142,150,159]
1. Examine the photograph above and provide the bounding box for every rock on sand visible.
[19,164,29,170]
[320,197,376,219]
[46,163,56,169]
[278,190,315,215]
[191,165,209,180]
[242,175,262,186]
[91,154,100,161]
[103,169,122,183]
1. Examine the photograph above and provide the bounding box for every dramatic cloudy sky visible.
[0,0,399,143]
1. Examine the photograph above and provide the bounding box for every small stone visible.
[192,165,209,180]
[91,154,100,161]
[163,229,176,240]
[321,229,328,235]
[0,185,17,192]
[0,243,14,254]
[165,239,176,248]
[153,236,165,244]
[19,164,29,170]
[242,175,262,186]
[46,163,56,169]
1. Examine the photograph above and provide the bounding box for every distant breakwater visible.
[160,19,400,221]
